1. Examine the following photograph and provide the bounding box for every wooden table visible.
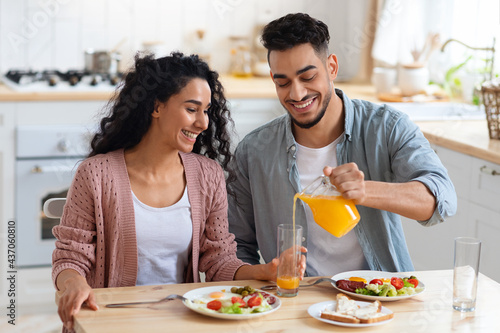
[68,270,500,332]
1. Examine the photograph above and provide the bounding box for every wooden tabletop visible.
[66,270,500,332]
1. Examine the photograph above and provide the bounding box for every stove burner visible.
[3,69,123,91]
[60,70,88,86]
[6,69,38,84]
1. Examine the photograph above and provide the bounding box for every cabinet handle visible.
[31,165,74,174]
[480,165,500,176]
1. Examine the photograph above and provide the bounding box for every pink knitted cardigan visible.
[52,149,247,289]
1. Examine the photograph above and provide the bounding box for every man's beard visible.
[287,88,333,129]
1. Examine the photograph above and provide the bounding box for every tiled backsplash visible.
[0,0,367,80]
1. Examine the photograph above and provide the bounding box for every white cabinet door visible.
[432,144,473,197]
[16,100,105,126]
[466,202,500,283]
[469,158,500,214]
[402,144,472,271]
[402,197,470,271]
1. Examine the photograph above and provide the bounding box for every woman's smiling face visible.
[152,77,211,153]
[269,43,337,129]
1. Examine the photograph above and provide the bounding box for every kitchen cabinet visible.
[228,98,284,143]
[402,144,500,282]
[0,100,104,313]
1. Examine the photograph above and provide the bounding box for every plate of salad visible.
[182,285,281,319]
[331,270,425,302]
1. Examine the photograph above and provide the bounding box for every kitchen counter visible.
[0,75,377,101]
[416,120,500,165]
[0,83,116,101]
[1,77,499,165]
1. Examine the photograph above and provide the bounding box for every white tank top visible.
[296,136,369,277]
[133,187,193,285]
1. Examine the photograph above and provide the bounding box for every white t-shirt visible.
[133,187,193,286]
[296,136,369,276]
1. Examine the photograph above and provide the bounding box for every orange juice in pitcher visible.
[294,176,360,238]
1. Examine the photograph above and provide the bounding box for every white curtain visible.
[371,0,429,67]
[372,0,499,84]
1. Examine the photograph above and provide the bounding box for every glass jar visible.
[229,37,253,78]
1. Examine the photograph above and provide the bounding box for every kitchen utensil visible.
[84,49,121,74]
[260,277,337,290]
[421,33,441,64]
[105,294,187,308]
[84,39,125,75]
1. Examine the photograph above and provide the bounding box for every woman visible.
[52,52,302,331]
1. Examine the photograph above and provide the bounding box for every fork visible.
[260,277,337,290]
[106,294,188,308]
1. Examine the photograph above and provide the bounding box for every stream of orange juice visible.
[293,193,360,238]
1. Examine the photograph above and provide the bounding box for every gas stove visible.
[2,69,123,92]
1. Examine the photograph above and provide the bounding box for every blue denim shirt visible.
[228,89,457,274]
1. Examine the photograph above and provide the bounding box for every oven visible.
[15,125,92,267]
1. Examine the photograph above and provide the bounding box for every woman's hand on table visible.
[56,269,99,330]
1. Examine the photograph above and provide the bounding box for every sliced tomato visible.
[391,277,404,290]
[369,279,383,285]
[247,295,262,307]
[207,300,222,311]
[407,278,419,288]
[231,296,246,307]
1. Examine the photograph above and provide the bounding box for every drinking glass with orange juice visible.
[295,176,360,238]
[276,224,303,297]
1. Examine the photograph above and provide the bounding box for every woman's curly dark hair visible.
[90,52,235,180]
[261,13,330,60]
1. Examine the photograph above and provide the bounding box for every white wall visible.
[0,0,368,81]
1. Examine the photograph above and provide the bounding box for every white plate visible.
[331,270,425,301]
[308,300,394,327]
[182,286,281,320]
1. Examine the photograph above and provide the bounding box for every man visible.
[228,13,456,276]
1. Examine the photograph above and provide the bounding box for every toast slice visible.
[358,312,395,324]
[320,293,394,324]
[320,311,360,324]
[335,293,359,316]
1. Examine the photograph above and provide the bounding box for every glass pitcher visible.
[297,175,360,238]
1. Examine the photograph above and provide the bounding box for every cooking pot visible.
[84,49,120,74]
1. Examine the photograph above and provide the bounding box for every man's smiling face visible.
[269,43,336,129]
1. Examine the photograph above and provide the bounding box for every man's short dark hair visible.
[261,13,330,61]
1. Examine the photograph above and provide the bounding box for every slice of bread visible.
[320,311,360,324]
[335,293,359,316]
[358,312,395,324]
[353,299,381,318]
[320,293,394,324]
